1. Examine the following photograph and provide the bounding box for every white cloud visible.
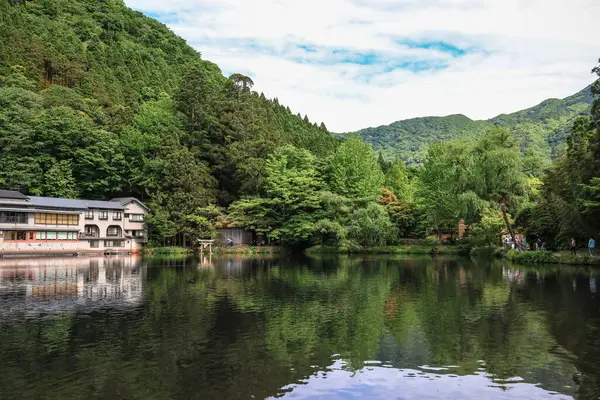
[126,0,600,132]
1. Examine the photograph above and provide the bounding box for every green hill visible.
[345,86,594,164]
[0,0,339,242]
[0,0,337,201]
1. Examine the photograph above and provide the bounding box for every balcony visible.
[82,225,100,238]
[80,232,100,238]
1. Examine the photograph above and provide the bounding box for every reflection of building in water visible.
[0,256,145,317]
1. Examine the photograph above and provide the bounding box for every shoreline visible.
[305,245,460,256]
[505,250,600,266]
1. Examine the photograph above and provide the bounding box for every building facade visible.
[0,190,149,255]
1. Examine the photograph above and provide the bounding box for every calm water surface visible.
[0,255,599,400]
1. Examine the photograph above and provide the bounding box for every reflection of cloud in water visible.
[0,256,145,319]
[273,360,573,400]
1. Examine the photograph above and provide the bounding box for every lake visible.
[0,254,599,400]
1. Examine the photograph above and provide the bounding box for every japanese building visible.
[0,190,149,255]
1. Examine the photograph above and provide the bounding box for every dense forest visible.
[347,86,594,165]
[0,0,337,244]
[0,0,599,251]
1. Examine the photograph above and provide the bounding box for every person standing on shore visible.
[589,237,596,256]
[570,238,577,256]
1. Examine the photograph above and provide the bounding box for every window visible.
[0,212,28,224]
[47,232,57,240]
[28,232,34,240]
[113,211,122,220]
[35,232,47,240]
[90,240,99,248]
[4,231,17,240]
[107,226,122,237]
[124,213,130,218]
[104,240,124,247]
[16,231,26,241]
[134,230,146,237]
[129,214,145,222]
[85,210,94,219]
[84,225,99,237]
[34,213,79,225]
[99,211,108,220]
[58,232,68,240]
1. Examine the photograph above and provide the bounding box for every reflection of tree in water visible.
[508,266,600,399]
[0,256,596,399]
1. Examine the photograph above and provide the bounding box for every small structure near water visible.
[216,227,253,246]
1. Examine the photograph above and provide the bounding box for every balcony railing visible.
[80,232,100,238]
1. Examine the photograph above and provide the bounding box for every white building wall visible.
[0,201,148,254]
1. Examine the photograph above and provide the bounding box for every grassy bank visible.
[505,250,600,266]
[142,246,192,255]
[143,246,281,255]
[305,245,459,256]
[213,246,281,255]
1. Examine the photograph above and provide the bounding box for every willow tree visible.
[470,127,527,248]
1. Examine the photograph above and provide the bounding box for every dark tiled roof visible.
[0,190,29,200]
[28,196,125,210]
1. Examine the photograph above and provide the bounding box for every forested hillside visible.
[0,0,337,242]
[349,86,593,164]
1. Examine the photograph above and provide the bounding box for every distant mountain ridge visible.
[343,86,594,164]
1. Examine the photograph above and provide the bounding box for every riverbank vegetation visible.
[0,0,599,255]
[505,250,600,266]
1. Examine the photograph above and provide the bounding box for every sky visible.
[125,0,600,132]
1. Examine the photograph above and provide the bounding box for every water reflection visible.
[0,256,145,319]
[0,255,598,400]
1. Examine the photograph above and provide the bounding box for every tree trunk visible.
[500,201,520,252]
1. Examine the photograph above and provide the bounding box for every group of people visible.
[535,238,546,252]
[568,237,596,256]
[504,235,527,250]
[524,236,597,256]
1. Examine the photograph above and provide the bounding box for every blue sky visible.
[125,0,599,132]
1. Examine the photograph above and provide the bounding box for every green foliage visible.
[329,136,384,200]
[505,250,600,266]
[517,60,600,249]
[416,142,467,236]
[0,0,335,246]
[347,203,395,247]
[469,208,507,246]
[385,159,413,202]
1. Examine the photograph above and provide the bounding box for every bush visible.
[397,238,426,246]
[424,236,440,246]
[470,246,503,258]
[505,250,600,265]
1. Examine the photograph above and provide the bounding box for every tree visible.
[469,207,507,246]
[470,127,527,248]
[417,142,467,239]
[43,160,79,198]
[329,136,384,200]
[380,188,424,238]
[347,203,395,247]
[385,159,412,202]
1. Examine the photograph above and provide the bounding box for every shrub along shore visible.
[305,245,459,256]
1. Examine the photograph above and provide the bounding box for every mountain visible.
[0,0,338,242]
[345,86,594,164]
[0,0,336,197]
